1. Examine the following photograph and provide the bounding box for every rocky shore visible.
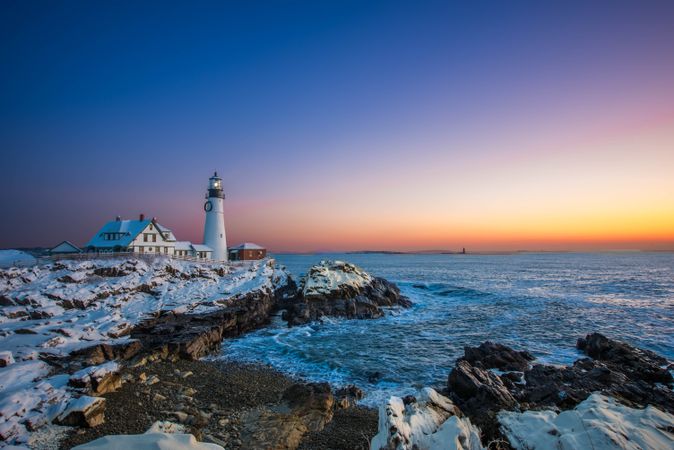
[60,359,377,450]
[2,254,673,449]
[0,256,405,448]
[370,333,674,450]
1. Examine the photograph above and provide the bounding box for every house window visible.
[143,234,148,242]
[149,224,153,230]
[152,234,157,242]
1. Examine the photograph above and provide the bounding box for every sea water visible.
[220,252,674,405]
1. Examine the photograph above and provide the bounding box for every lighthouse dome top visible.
[206,171,225,199]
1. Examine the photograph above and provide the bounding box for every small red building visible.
[228,243,267,261]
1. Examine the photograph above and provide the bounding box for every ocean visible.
[220,252,674,405]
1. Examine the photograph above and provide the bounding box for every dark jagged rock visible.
[462,341,534,372]
[577,332,673,384]
[446,334,674,443]
[447,359,517,438]
[281,260,411,326]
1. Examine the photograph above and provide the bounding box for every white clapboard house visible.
[85,214,213,260]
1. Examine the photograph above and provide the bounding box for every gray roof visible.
[191,244,213,252]
[50,240,82,253]
[230,242,265,250]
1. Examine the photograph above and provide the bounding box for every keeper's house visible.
[228,243,266,261]
[84,214,212,260]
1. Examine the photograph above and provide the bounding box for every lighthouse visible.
[203,172,228,261]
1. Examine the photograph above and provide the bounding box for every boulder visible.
[69,361,122,395]
[461,342,534,372]
[577,332,673,384]
[499,393,674,450]
[282,260,411,326]
[335,384,364,409]
[55,396,106,428]
[370,388,484,450]
[448,360,517,409]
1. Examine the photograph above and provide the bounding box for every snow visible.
[498,393,674,450]
[71,433,224,450]
[370,388,484,450]
[72,421,222,450]
[0,251,36,269]
[303,260,373,296]
[0,256,291,446]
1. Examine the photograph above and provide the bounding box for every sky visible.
[1,1,673,252]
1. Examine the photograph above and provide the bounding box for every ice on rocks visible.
[370,388,484,450]
[498,393,674,450]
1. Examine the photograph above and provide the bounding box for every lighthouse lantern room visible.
[203,171,228,261]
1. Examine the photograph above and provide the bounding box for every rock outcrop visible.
[281,260,411,326]
[499,393,674,450]
[461,341,534,372]
[130,286,286,360]
[446,333,674,443]
[370,388,484,450]
[577,332,673,384]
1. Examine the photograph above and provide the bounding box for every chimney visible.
[115,216,121,222]
[152,217,157,223]
[139,213,145,221]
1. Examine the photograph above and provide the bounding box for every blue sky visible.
[1,1,673,251]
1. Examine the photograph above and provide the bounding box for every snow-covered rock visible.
[498,393,674,450]
[0,250,36,269]
[0,351,14,367]
[69,361,121,395]
[370,388,484,450]
[283,260,411,325]
[302,260,373,297]
[55,395,106,427]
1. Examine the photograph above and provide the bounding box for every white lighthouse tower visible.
[203,172,228,261]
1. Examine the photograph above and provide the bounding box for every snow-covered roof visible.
[85,219,151,248]
[174,241,193,251]
[155,223,176,242]
[50,241,81,253]
[230,242,265,250]
[191,244,213,252]
[85,219,175,248]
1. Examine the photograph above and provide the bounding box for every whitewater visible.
[220,252,674,405]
